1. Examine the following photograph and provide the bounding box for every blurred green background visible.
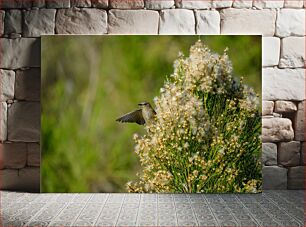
[41,36,261,192]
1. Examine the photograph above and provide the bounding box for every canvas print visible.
[41,36,262,193]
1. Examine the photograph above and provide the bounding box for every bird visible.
[116,102,156,125]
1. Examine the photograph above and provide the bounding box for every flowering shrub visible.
[127,40,261,193]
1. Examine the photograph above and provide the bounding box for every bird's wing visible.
[116,109,145,125]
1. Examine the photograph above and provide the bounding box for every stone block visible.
[276,9,305,37]
[4,10,22,35]
[262,118,294,142]
[145,0,175,9]
[212,0,232,8]
[0,168,40,192]
[195,10,220,34]
[294,101,305,141]
[0,38,40,69]
[19,167,40,192]
[91,0,108,8]
[0,10,4,35]
[220,9,276,36]
[262,68,305,101]
[46,0,70,8]
[175,0,212,9]
[144,0,175,10]
[253,0,284,8]
[32,0,46,8]
[284,0,304,8]
[0,169,18,190]
[274,101,297,113]
[0,0,32,9]
[0,142,27,169]
[159,9,195,34]
[27,143,40,167]
[263,166,287,189]
[262,101,274,115]
[108,10,159,34]
[280,37,305,68]
[71,0,91,7]
[0,69,15,102]
[15,68,41,101]
[232,0,253,8]
[262,37,280,66]
[0,102,7,142]
[56,8,107,34]
[110,0,144,8]
[23,9,56,37]
[288,166,304,189]
[8,102,40,142]
[262,143,277,166]
[278,141,301,166]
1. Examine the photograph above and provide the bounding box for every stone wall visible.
[0,0,304,192]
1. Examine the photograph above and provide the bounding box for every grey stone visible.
[0,38,40,69]
[0,10,4,35]
[159,9,195,34]
[212,0,233,8]
[288,166,304,189]
[91,0,108,8]
[232,0,252,8]
[262,143,277,166]
[15,68,41,101]
[0,69,15,102]
[19,167,40,192]
[0,0,32,9]
[32,0,46,8]
[253,0,284,8]
[220,9,276,36]
[195,10,220,34]
[0,142,27,169]
[145,0,175,9]
[263,166,287,189]
[262,118,294,142]
[8,102,40,142]
[71,0,91,7]
[276,9,305,37]
[56,8,107,34]
[0,102,7,142]
[175,0,212,9]
[262,37,280,66]
[278,141,301,167]
[108,10,159,34]
[262,68,305,101]
[280,37,305,68]
[262,101,274,115]
[46,0,70,8]
[110,0,144,8]
[274,101,297,113]
[23,9,56,37]
[294,101,305,141]
[27,143,40,167]
[4,10,22,34]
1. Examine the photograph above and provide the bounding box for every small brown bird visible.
[116,102,156,125]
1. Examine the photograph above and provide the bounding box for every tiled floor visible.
[1,190,304,226]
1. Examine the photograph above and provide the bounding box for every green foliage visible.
[128,41,261,193]
[41,36,261,192]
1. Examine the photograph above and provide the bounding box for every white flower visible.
[183,142,189,149]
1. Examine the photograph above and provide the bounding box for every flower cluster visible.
[127,40,261,193]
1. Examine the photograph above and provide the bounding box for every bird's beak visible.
[138,103,143,106]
